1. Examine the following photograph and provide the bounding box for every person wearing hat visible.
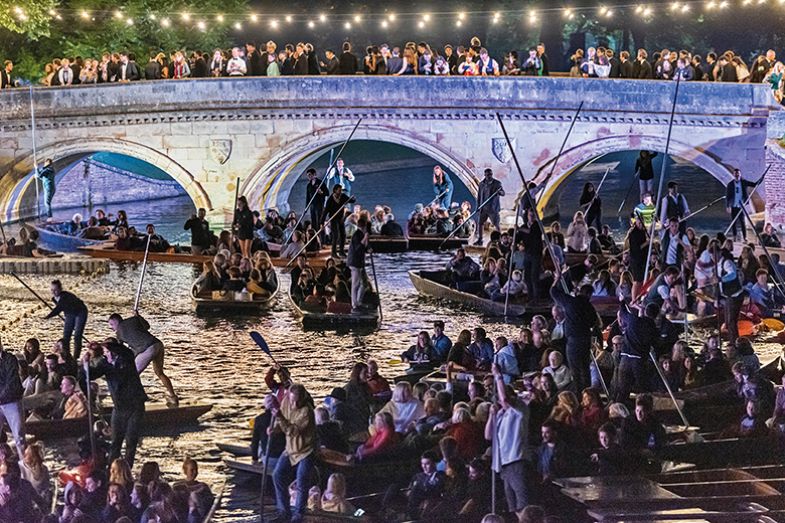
[475,168,505,246]
[431,321,452,363]
[325,386,367,439]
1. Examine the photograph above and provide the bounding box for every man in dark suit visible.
[725,168,756,242]
[719,52,738,82]
[692,55,705,81]
[537,43,550,76]
[71,57,83,85]
[1,60,13,89]
[144,54,162,80]
[117,52,140,82]
[245,42,264,76]
[338,42,358,75]
[632,49,652,79]
[444,45,457,75]
[606,48,621,78]
[305,168,329,240]
[191,51,208,78]
[619,51,633,78]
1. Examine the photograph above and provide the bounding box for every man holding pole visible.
[36,158,56,218]
[44,280,88,360]
[305,168,328,232]
[322,185,355,258]
[475,168,505,246]
[725,168,756,242]
[347,215,370,311]
[108,312,178,407]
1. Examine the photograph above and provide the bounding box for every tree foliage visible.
[0,0,59,39]
[0,0,249,81]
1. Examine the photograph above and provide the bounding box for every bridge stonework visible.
[0,77,779,226]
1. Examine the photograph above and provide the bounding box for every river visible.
[0,154,770,521]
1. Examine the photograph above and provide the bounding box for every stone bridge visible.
[0,76,780,226]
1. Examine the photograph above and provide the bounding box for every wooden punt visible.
[32,224,104,252]
[79,241,212,264]
[368,236,409,253]
[407,234,468,251]
[24,402,212,439]
[191,280,279,313]
[408,270,526,317]
[224,456,274,476]
[216,441,253,457]
[659,432,783,468]
[288,289,379,330]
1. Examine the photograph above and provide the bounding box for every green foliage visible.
[0,0,249,81]
[0,0,58,39]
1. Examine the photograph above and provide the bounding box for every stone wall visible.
[50,159,185,211]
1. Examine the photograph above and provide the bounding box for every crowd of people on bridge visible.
[1,34,784,99]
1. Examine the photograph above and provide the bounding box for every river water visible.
[1,154,769,521]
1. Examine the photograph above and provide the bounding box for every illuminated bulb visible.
[161,18,171,27]
[126,18,134,25]
[388,13,396,21]
[418,20,425,28]
[742,0,752,4]
[458,11,466,20]
[344,22,351,29]
[234,22,242,30]
[644,7,653,15]
[354,14,362,23]
[55,14,62,20]
[381,20,388,28]
[319,13,327,22]
[216,14,224,22]
[670,1,680,10]
[706,0,716,8]
[528,11,538,24]
[423,13,431,21]
[635,5,644,13]
[307,20,315,28]
[563,7,573,18]
[197,20,206,30]
[149,13,157,21]
[18,12,27,20]
[270,19,279,28]
[606,9,614,17]
[80,10,90,19]
[285,15,292,23]
[250,13,259,22]
[48,8,57,16]
[113,10,123,19]
[492,15,500,24]
[13,6,23,14]
[681,4,690,11]
[720,1,729,6]
[181,12,191,21]
[456,19,463,27]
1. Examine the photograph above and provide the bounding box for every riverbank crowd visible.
[1,35,784,99]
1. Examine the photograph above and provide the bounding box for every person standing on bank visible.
[323,185,355,258]
[0,339,25,461]
[475,168,505,246]
[348,216,370,311]
[326,158,355,196]
[81,341,146,466]
[233,196,255,259]
[432,165,454,209]
[725,168,756,242]
[183,208,212,255]
[305,168,329,234]
[635,151,657,201]
[108,312,178,408]
[36,158,56,218]
[44,280,88,360]
[659,181,690,233]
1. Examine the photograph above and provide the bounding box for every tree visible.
[0,0,58,39]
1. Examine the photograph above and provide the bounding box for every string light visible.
[285,15,293,23]
[353,14,362,23]
[270,19,279,29]
[344,22,351,30]
[319,13,327,23]
[126,18,134,26]
[197,20,206,30]
[234,21,242,30]
[113,10,123,19]
[456,19,463,27]
[388,13,396,22]
[215,14,224,22]
[181,12,191,21]
[528,11,538,25]
[563,7,575,19]
[80,10,90,19]
[423,13,431,22]
[307,20,315,28]
[418,20,425,29]
[148,13,157,21]
[457,11,466,21]
[161,17,171,28]
[381,20,388,28]
[249,13,258,22]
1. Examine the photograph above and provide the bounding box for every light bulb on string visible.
[181,12,191,21]
[285,15,292,23]
[319,13,327,23]
[354,14,362,23]
[307,20,315,28]
[234,21,242,30]
[388,13,396,22]
[418,20,425,28]
[149,13,157,21]
[563,7,575,19]
[216,14,224,22]
[161,18,171,28]
[250,13,259,22]
[126,18,134,26]
[197,20,206,30]
[270,19,279,29]
[113,10,123,19]
[381,20,388,28]
[344,22,351,30]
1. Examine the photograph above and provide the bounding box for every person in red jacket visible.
[354,412,399,461]
[445,408,485,460]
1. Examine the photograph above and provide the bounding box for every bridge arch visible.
[533,134,736,214]
[242,124,479,213]
[0,137,211,221]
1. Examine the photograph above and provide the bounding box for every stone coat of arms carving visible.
[492,137,515,164]
[209,139,232,165]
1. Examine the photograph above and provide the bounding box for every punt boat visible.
[288,289,380,330]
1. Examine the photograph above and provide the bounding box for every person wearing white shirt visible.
[226,47,248,76]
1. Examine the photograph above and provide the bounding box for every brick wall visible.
[50,159,185,211]
[765,144,785,229]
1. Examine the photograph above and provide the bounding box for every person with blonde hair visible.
[320,472,355,514]
[378,381,425,434]
[21,443,50,500]
[109,457,134,491]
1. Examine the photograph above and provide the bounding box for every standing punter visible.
[475,168,505,246]
[108,312,178,407]
[44,280,88,360]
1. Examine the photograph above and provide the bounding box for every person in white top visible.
[226,47,248,76]
[377,382,424,434]
[326,158,355,195]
